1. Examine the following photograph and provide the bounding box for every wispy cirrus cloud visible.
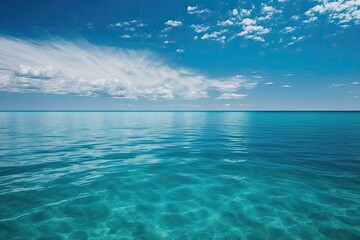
[286,35,305,46]
[109,20,146,28]
[0,37,256,100]
[331,82,360,87]
[210,76,257,92]
[217,93,247,100]
[264,81,275,85]
[120,34,132,39]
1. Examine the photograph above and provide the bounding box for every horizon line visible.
[1,110,359,112]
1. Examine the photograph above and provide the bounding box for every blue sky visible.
[0,0,359,110]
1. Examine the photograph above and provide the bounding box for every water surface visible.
[0,112,359,239]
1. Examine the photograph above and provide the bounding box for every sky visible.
[0,0,359,110]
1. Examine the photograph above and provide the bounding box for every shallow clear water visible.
[0,112,359,239]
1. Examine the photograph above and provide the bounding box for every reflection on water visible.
[0,112,359,239]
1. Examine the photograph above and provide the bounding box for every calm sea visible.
[0,112,359,239]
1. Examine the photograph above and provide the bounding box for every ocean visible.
[0,112,359,239]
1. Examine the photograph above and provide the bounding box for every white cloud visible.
[264,81,274,85]
[282,85,291,88]
[239,9,252,17]
[187,6,198,12]
[217,20,234,26]
[187,5,210,15]
[164,20,182,27]
[201,32,220,40]
[235,17,270,41]
[176,49,184,53]
[234,17,270,42]
[217,93,247,99]
[201,30,228,44]
[291,15,300,21]
[238,25,271,39]
[109,20,150,39]
[232,9,239,15]
[305,0,360,25]
[16,65,55,79]
[110,22,126,27]
[247,36,265,41]
[120,34,131,39]
[210,76,257,92]
[259,4,282,20]
[287,36,305,46]
[0,37,257,100]
[282,26,296,33]
[190,24,210,33]
[218,36,227,44]
[85,22,93,29]
[241,18,257,25]
[351,81,359,85]
[262,5,278,13]
[110,20,146,28]
[303,16,318,23]
[332,83,346,87]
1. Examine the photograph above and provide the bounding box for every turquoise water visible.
[0,112,359,239]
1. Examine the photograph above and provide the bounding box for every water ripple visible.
[0,112,359,239]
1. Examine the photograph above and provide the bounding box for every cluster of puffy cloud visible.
[109,20,146,28]
[185,1,359,47]
[0,37,256,100]
[189,3,280,44]
[107,1,359,50]
[161,20,183,37]
[199,30,228,44]
[258,4,282,21]
[237,18,271,42]
[190,24,210,33]
[305,0,360,25]
[109,20,150,39]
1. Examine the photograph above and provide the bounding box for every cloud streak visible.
[217,93,247,100]
[0,37,256,100]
